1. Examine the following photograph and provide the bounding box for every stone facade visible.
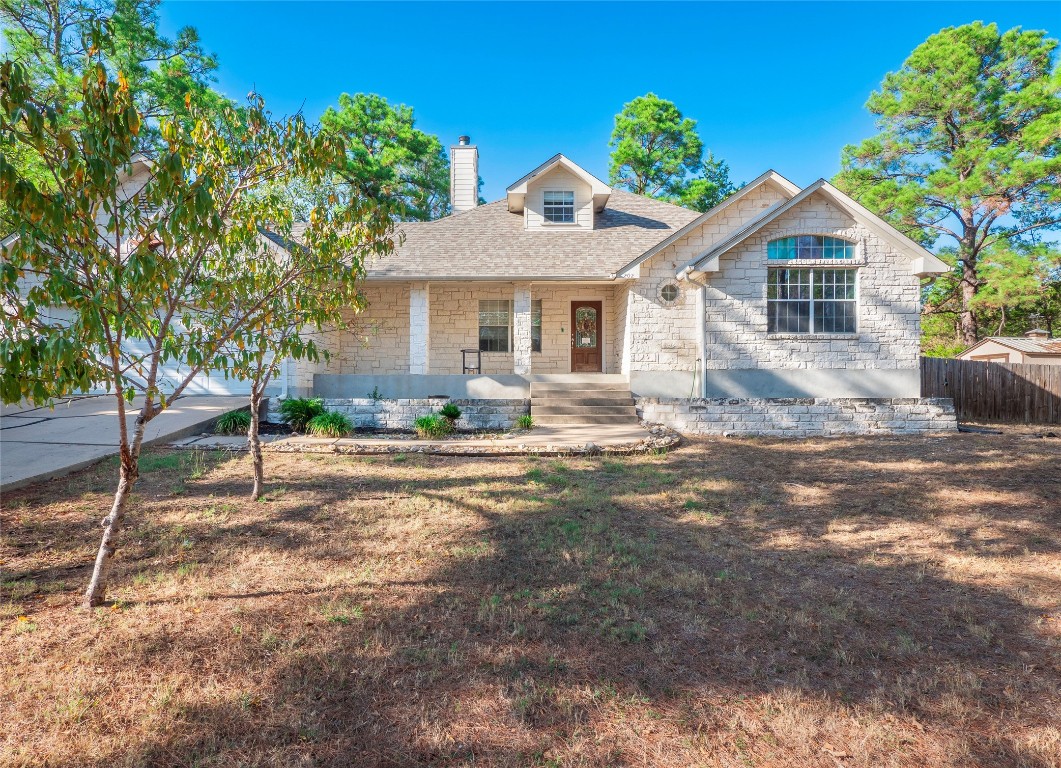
[699,194,921,372]
[320,398,528,430]
[621,180,789,376]
[636,397,957,437]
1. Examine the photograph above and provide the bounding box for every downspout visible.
[696,282,707,399]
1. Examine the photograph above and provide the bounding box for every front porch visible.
[359,281,629,378]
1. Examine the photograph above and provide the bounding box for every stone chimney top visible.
[1025,328,1050,339]
[450,136,479,215]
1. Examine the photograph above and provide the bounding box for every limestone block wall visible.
[427,283,517,375]
[320,398,528,430]
[636,397,957,436]
[624,181,789,374]
[290,283,411,393]
[700,193,922,372]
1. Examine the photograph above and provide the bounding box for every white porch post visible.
[409,282,430,374]
[512,282,532,375]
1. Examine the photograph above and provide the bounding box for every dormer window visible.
[543,190,575,223]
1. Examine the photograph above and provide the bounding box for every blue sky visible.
[158,1,1058,202]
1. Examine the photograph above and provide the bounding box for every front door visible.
[570,301,603,372]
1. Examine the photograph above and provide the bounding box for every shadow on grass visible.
[4,434,1060,766]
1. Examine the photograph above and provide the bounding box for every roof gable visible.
[507,154,611,213]
[615,170,801,277]
[680,179,950,278]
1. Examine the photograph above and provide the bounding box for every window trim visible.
[542,189,576,224]
[766,267,859,336]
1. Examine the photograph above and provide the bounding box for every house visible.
[956,330,1061,365]
[284,138,958,436]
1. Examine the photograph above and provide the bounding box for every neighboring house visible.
[957,330,1061,365]
[284,138,957,436]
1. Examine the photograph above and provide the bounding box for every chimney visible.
[1025,328,1050,339]
[450,136,479,214]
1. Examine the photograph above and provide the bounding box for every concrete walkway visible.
[170,422,678,456]
[1,395,247,491]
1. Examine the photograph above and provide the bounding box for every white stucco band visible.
[637,397,957,436]
[629,368,921,398]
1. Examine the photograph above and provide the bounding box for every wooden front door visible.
[570,301,603,372]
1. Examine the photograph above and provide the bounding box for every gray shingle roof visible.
[363,189,700,280]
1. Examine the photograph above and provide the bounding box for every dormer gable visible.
[506,154,611,231]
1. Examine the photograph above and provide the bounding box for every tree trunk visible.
[83,422,145,608]
[958,243,980,347]
[249,389,264,500]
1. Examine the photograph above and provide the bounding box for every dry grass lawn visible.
[2,431,1060,767]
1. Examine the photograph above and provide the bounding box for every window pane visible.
[767,300,810,333]
[814,300,857,333]
[768,237,796,260]
[531,300,542,353]
[796,235,822,259]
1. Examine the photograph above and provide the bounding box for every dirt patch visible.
[2,433,1059,767]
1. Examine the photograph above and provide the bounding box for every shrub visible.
[516,414,534,430]
[305,411,353,438]
[413,413,453,439]
[215,409,252,435]
[279,397,325,432]
[439,402,462,422]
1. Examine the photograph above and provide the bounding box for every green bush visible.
[439,402,462,422]
[516,414,534,430]
[413,413,453,439]
[279,397,325,432]
[305,411,353,437]
[215,409,252,435]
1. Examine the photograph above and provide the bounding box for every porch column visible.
[409,282,430,374]
[512,282,532,375]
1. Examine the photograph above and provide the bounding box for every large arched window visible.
[767,235,855,260]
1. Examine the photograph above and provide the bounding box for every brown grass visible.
[2,432,1059,767]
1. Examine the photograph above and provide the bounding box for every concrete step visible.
[533,412,640,426]
[532,404,638,416]
[532,396,635,407]
[531,382,630,395]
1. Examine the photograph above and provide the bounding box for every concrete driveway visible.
[0,395,247,491]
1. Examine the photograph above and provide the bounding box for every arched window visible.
[767,235,854,260]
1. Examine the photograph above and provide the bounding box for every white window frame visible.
[767,268,859,335]
[543,190,575,224]
[478,299,512,353]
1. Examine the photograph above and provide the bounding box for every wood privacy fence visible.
[920,357,1061,424]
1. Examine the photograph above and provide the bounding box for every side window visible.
[531,300,542,352]
[479,300,512,352]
